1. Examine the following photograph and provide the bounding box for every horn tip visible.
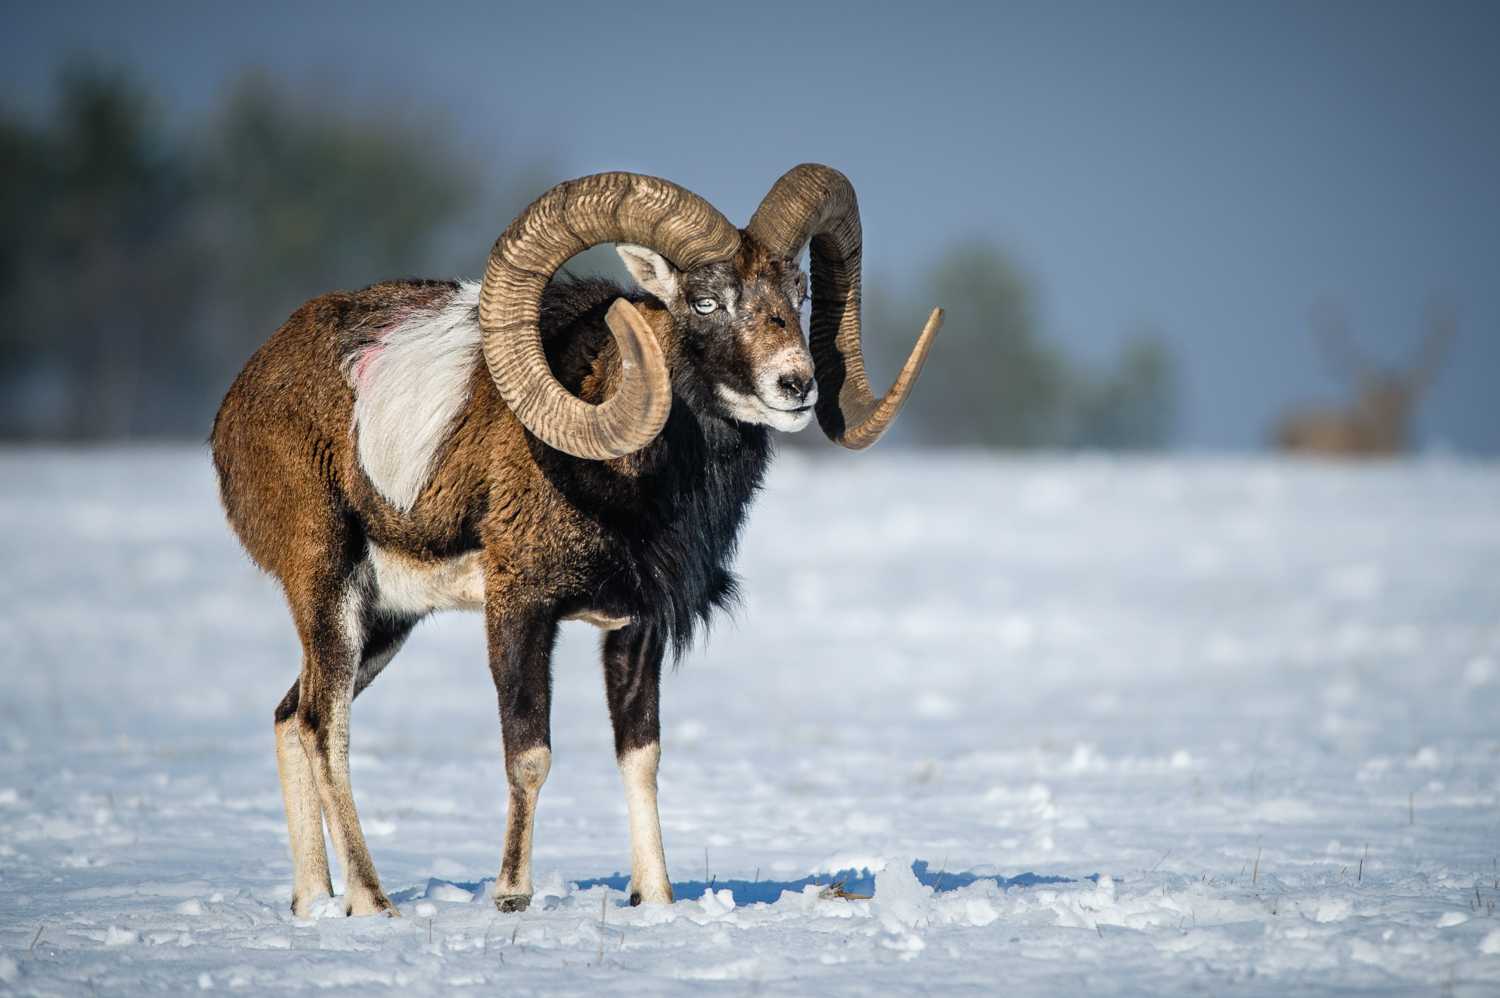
[606,297,640,322]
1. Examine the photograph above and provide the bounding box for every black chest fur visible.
[539,403,770,658]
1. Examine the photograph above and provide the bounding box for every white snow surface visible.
[2,448,1499,995]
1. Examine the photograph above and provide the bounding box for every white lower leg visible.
[496,746,550,911]
[276,717,332,916]
[619,742,672,905]
[299,712,394,917]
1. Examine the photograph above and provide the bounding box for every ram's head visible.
[478,164,944,459]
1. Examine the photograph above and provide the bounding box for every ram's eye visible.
[692,297,719,315]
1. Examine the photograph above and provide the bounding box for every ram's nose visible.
[777,372,816,405]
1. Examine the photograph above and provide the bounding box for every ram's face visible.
[617,239,816,432]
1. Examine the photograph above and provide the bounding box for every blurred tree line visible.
[0,65,544,440]
[861,242,1176,450]
[1,65,1175,448]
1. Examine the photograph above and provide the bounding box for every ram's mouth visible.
[763,383,818,416]
[757,388,818,428]
[715,385,816,431]
[756,395,816,432]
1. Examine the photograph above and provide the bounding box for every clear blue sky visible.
[6,0,1497,451]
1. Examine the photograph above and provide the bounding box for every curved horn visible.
[747,164,943,449]
[479,173,740,459]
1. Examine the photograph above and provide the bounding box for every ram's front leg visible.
[602,622,672,905]
[487,593,558,913]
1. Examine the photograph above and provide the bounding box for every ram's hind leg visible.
[276,610,415,918]
[286,555,405,917]
[275,681,333,917]
[602,622,672,905]
[352,614,416,701]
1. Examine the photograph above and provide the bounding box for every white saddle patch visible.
[349,281,483,511]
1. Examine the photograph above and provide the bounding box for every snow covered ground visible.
[2,447,1498,995]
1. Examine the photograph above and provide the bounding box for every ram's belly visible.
[365,543,633,630]
[368,544,486,615]
[560,609,633,631]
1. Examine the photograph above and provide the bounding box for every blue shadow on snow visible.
[394,860,1090,907]
[576,860,1089,905]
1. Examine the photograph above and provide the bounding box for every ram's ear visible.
[616,244,681,305]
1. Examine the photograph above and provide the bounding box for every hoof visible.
[347,891,399,918]
[628,882,673,906]
[290,892,335,919]
[496,893,531,913]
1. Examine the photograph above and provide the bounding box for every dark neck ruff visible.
[537,277,774,657]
